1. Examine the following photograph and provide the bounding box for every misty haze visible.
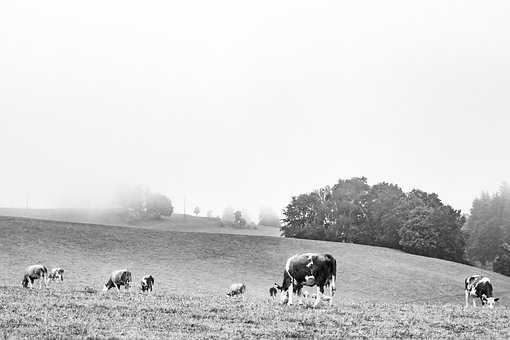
[1,1,510,339]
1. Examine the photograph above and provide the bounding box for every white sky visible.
[1,1,509,218]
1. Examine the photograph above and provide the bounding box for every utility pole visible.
[25,192,29,209]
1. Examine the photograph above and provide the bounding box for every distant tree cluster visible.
[281,177,466,263]
[465,183,510,275]
[117,186,173,222]
[220,206,254,228]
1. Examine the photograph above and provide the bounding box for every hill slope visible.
[1,216,509,305]
[0,207,281,237]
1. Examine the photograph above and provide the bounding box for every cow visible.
[269,283,278,298]
[21,264,48,289]
[277,253,337,306]
[141,275,154,292]
[103,269,132,293]
[465,274,500,308]
[48,267,64,282]
[226,283,246,297]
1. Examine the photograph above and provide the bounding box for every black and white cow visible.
[277,253,336,306]
[48,267,64,282]
[465,274,500,308]
[226,283,246,297]
[103,269,132,292]
[141,275,154,292]
[22,264,48,289]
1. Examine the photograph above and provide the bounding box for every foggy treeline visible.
[464,183,510,275]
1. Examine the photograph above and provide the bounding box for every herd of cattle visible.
[20,252,500,308]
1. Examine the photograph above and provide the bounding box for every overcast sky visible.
[1,1,509,219]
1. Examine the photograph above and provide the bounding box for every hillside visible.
[0,207,281,237]
[1,216,509,305]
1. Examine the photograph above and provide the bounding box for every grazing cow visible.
[465,274,500,308]
[269,283,278,298]
[103,269,132,292]
[226,283,246,297]
[141,275,154,292]
[48,268,64,282]
[278,253,336,306]
[22,264,48,289]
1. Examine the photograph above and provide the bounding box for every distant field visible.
[1,216,509,305]
[0,207,281,237]
[1,288,510,339]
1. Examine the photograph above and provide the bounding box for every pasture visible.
[1,215,510,338]
[2,288,510,339]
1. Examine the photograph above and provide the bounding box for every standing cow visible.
[277,253,336,306]
[48,267,65,283]
[465,274,500,308]
[141,275,154,292]
[103,269,132,293]
[21,264,48,289]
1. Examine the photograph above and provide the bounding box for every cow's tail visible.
[326,254,336,296]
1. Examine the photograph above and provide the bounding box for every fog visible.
[1,1,509,217]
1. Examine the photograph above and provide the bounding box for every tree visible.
[234,210,246,228]
[466,184,510,266]
[193,206,200,216]
[258,206,281,227]
[494,243,510,276]
[365,182,406,248]
[116,186,173,221]
[145,192,174,219]
[222,206,235,223]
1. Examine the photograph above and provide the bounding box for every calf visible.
[48,268,64,282]
[22,264,48,289]
[278,253,337,306]
[226,283,246,297]
[465,274,500,308]
[141,275,154,292]
[103,269,132,293]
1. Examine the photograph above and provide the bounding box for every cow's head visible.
[482,295,500,308]
[58,268,64,281]
[278,274,292,304]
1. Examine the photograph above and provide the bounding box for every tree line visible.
[281,177,467,263]
[465,183,510,275]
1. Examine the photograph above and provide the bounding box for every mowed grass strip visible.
[1,288,509,339]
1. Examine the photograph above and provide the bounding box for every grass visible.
[1,287,510,339]
[0,207,281,237]
[1,215,510,338]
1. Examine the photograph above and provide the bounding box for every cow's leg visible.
[465,290,469,308]
[314,286,322,307]
[288,282,294,305]
[472,298,476,307]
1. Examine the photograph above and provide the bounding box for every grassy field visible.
[1,288,510,339]
[1,215,510,338]
[0,208,281,237]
